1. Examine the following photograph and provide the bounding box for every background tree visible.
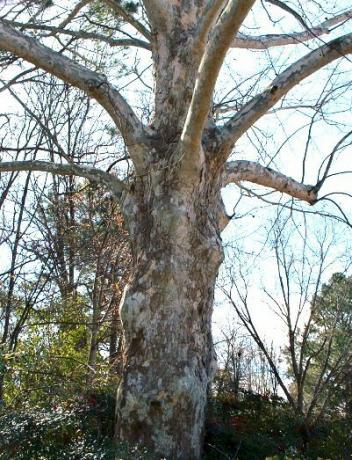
[0,77,130,407]
[302,272,352,418]
[214,324,279,400]
[220,216,352,452]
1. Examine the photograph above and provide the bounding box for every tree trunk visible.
[115,171,223,459]
[0,372,4,404]
[109,304,123,376]
[87,298,100,386]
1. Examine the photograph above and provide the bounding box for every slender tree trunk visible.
[115,171,223,459]
[0,374,4,404]
[109,304,122,376]
[87,298,100,385]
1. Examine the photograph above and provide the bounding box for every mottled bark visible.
[115,166,223,459]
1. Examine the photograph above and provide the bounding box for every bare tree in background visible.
[0,77,130,401]
[0,112,53,401]
[221,218,352,445]
[0,1,352,457]
[214,324,279,399]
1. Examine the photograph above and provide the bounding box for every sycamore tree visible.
[1,1,352,458]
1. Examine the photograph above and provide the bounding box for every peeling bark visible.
[224,160,318,205]
[116,166,223,459]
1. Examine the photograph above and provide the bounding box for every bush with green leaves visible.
[0,392,167,460]
[204,389,352,460]
[205,391,301,459]
[0,391,116,460]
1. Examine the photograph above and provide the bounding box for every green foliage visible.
[2,183,129,408]
[314,272,352,341]
[89,0,140,25]
[120,1,139,13]
[4,297,86,408]
[23,0,54,8]
[3,387,350,459]
[205,391,301,460]
[0,399,161,460]
[0,392,116,460]
[3,295,120,409]
[303,272,352,414]
[205,389,352,460]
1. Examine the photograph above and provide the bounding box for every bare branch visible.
[0,20,149,170]
[104,0,151,40]
[2,19,151,50]
[265,0,312,30]
[232,10,352,49]
[0,160,126,199]
[57,0,91,30]
[182,0,255,153]
[194,0,226,50]
[315,130,352,192]
[218,32,352,155]
[223,285,296,409]
[223,160,318,205]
